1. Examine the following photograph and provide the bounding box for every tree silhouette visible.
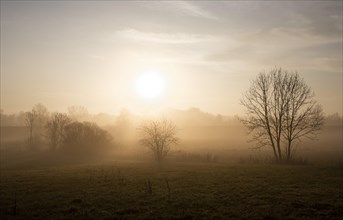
[62,121,113,157]
[45,113,71,151]
[25,111,36,145]
[240,68,324,161]
[138,119,178,162]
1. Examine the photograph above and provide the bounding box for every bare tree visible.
[25,111,37,145]
[240,68,324,161]
[138,119,179,162]
[45,113,71,151]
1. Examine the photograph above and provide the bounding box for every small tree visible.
[45,113,71,151]
[138,119,178,162]
[240,68,324,161]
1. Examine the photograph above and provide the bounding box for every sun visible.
[134,72,166,100]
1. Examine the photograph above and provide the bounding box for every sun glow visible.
[134,72,166,100]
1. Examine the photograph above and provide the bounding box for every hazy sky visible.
[1,1,342,115]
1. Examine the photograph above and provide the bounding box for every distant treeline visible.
[1,105,239,127]
[0,104,115,159]
[1,105,341,127]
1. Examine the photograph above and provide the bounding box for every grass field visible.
[1,161,342,220]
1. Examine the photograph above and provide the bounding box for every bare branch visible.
[138,119,179,162]
[240,68,324,161]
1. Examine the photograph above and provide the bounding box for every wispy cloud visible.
[115,29,221,44]
[173,1,219,20]
[143,1,219,20]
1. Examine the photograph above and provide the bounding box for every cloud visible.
[115,29,221,44]
[206,36,342,74]
[142,1,219,20]
[172,1,219,20]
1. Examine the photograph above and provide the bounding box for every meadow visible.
[1,161,342,220]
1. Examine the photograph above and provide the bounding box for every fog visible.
[1,106,341,169]
[1,2,342,219]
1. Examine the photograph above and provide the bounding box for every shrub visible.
[61,121,113,158]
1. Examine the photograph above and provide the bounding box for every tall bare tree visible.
[138,119,178,162]
[240,68,324,161]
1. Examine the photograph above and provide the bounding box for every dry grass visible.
[1,161,342,219]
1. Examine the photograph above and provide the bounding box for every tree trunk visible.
[29,126,33,145]
[271,142,278,160]
[277,142,282,160]
[287,141,292,161]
